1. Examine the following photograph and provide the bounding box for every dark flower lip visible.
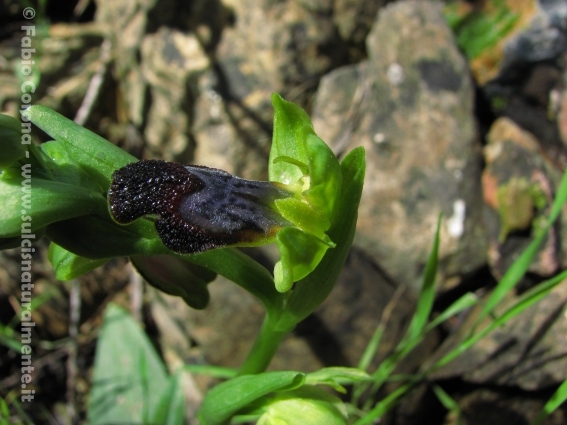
[108,160,292,254]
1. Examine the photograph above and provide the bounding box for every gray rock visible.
[428,279,567,391]
[449,389,566,425]
[215,0,348,105]
[312,1,488,292]
[141,28,210,162]
[333,0,386,46]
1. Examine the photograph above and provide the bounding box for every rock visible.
[95,0,158,127]
[217,0,348,104]
[556,67,567,147]
[333,0,386,47]
[428,279,567,391]
[189,0,352,178]
[480,0,567,165]
[446,389,566,425]
[312,1,488,292]
[140,28,210,162]
[190,69,274,179]
[482,117,564,278]
[499,0,567,74]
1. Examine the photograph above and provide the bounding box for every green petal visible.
[274,227,334,293]
[274,197,330,239]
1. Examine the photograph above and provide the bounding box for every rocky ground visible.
[1,0,567,424]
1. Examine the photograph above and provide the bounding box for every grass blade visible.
[531,378,567,425]
[404,214,442,343]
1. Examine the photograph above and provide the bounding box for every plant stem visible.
[237,313,291,376]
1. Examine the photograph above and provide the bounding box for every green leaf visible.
[130,254,216,310]
[0,113,27,168]
[198,371,305,425]
[88,304,170,425]
[48,243,109,280]
[46,215,167,259]
[22,105,136,191]
[305,367,371,393]
[183,364,237,379]
[0,177,107,238]
[431,268,567,372]
[151,371,187,425]
[38,140,104,192]
[0,227,46,250]
[359,215,442,408]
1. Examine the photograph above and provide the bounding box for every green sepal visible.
[274,227,334,293]
[130,255,216,310]
[269,93,312,186]
[0,114,27,168]
[48,242,109,280]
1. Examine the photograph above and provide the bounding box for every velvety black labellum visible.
[108,160,291,254]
